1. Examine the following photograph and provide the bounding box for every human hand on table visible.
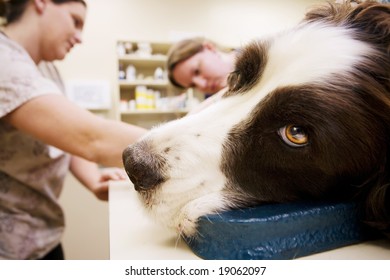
[92,168,128,201]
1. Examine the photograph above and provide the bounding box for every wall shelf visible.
[119,80,169,88]
[115,40,186,128]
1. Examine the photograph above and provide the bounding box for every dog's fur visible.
[123,1,390,238]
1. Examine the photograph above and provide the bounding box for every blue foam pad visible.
[184,202,378,259]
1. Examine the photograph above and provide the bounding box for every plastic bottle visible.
[118,63,126,80]
[116,42,126,56]
[154,67,164,80]
[126,65,136,81]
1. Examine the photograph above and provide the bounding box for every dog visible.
[123,1,390,238]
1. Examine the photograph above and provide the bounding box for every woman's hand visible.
[92,168,128,201]
[70,156,129,201]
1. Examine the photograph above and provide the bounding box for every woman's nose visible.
[74,31,83,44]
[192,76,207,91]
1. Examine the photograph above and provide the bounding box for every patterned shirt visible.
[0,32,71,259]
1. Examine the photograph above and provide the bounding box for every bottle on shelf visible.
[126,65,136,81]
[120,99,128,112]
[154,67,164,80]
[124,42,133,54]
[128,100,136,111]
[118,63,126,80]
[135,85,148,109]
[116,42,126,56]
[185,88,200,109]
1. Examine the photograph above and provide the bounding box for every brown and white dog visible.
[123,1,390,238]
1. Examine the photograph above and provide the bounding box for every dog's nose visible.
[122,141,166,191]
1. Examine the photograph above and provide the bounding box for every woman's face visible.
[172,45,232,94]
[40,1,86,61]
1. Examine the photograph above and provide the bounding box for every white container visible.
[128,100,136,111]
[126,65,136,81]
[154,67,164,80]
[120,99,128,111]
[116,42,126,56]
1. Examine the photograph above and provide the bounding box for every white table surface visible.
[109,181,390,260]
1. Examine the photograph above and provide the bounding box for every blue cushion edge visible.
[183,201,378,260]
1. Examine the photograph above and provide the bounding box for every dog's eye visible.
[278,125,309,147]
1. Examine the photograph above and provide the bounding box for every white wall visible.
[58,0,326,259]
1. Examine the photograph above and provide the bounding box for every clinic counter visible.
[109,180,390,260]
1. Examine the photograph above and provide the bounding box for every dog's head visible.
[123,1,390,237]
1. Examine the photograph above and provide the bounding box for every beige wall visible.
[58,0,325,118]
[58,0,326,259]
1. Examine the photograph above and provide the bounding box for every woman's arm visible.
[3,94,147,167]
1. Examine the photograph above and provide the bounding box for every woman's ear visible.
[33,0,49,14]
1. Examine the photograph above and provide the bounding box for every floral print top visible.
[0,32,71,259]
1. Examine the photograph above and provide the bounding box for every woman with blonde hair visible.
[167,37,237,95]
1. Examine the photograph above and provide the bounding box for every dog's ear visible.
[305,1,390,53]
[226,41,268,96]
[346,1,390,54]
[357,49,390,237]
[304,0,357,23]
[359,159,390,238]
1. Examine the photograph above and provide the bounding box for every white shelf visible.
[118,55,167,67]
[116,40,187,128]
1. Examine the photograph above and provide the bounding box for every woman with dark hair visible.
[0,0,146,259]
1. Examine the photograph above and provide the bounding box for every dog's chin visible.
[136,181,233,237]
[136,193,201,237]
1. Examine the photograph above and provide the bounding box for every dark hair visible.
[0,0,86,25]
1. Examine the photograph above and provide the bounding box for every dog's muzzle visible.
[122,141,167,191]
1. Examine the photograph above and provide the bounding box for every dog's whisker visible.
[174,233,182,249]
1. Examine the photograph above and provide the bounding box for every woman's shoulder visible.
[0,32,38,76]
[0,33,62,117]
[0,31,29,56]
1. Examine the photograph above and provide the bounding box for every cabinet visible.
[115,40,197,129]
